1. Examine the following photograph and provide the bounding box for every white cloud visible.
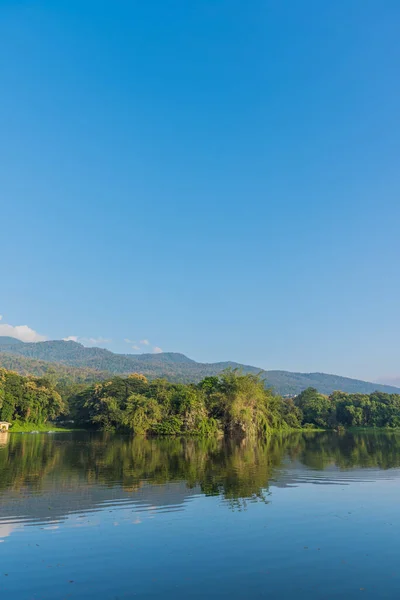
[0,315,2,321]
[62,336,111,346]
[82,337,112,346]
[127,338,161,351]
[0,323,47,343]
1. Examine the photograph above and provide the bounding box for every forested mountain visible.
[0,352,108,384]
[0,337,398,396]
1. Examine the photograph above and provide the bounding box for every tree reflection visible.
[1,432,400,506]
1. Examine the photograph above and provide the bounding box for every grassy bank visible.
[346,426,400,433]
[8,421,82,433]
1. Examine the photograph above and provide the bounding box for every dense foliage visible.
[3,365,400,435]
[294,387,400,429]
[0,368,66,424]
[72,377,400,435]
[70,371,301,436]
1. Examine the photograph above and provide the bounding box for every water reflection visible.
[1,431,400,528]
[3,432,400,600]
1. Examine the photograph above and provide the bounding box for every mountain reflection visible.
[1,431,400,526]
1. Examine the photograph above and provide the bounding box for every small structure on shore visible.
[0,422,11,432]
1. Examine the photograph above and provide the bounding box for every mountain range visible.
[0,336,398,397]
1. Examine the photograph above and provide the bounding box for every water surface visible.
[1,431,400,599]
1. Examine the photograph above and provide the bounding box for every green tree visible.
[295,388,334,428]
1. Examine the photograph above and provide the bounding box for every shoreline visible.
[7,422,85,433]
[5,423,400,435]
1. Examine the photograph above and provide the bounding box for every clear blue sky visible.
[1,1,399,382]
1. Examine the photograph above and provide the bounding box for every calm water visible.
[1,432,400,599]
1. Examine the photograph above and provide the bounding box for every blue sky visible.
[1,1,399,382]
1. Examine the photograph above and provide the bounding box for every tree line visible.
[296,387,400,429]
[69,370,299,435]
[2,366,400,434]
[67,372,400,434]
[0,368,66,425]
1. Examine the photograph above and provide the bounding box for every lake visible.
[1,431,400,599]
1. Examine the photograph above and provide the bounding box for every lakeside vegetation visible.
[7,421,77,433]
[0,368,66,427]
[296,387,400,429]
[69,370,301,436]
[3,366,400,435]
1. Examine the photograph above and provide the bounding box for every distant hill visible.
[0,351,110,385]
[0,337,398,397]
[376,376,400,388]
